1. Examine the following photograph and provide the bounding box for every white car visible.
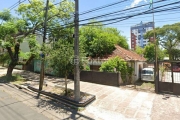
[141,68,154,82]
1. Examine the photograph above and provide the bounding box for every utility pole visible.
[152,0,158,93]
[39,0,49,91]
[74,0,80,101]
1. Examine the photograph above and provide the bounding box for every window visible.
[142,70,153,74]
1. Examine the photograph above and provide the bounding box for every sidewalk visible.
[1,67,180,120]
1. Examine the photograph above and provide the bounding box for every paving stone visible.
[124,108,137,118]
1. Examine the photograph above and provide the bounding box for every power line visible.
[80,0,130,15]
[79,0,173,22]
[80,0,175,19]
[48,2,180,32]
[108,19,180,27]
[107,10,180,25]
[79,1,180,26]
[101,6,180,26]
[9,0,27,10]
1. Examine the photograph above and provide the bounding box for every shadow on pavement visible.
[36,93,94,120]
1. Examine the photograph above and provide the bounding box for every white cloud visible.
[128,0,147,8]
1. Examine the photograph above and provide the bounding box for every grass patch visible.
[0,74,26,84]
[135,81,155,91]
[140,82,155,89]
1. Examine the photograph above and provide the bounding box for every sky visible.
[0,0,180,48]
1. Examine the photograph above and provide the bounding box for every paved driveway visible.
[66,81,180,120]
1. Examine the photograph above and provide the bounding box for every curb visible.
[27,85,96,107]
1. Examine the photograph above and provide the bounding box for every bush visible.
[99,57,134,83]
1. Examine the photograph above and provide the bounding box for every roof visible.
[101,45,146,61]
[142,68,154,70]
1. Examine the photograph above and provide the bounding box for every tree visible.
[135,46,144,56]
[143,43,165,61]
[0,0,74,76]
[47,40,86,95]
[80,22,129,58]
[144,22,180,60]
[47,40,74,95]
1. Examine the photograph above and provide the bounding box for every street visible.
[0,85,49,120]
[0,82,93,120]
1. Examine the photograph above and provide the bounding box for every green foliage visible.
[80,22,129,57]
[84,65,90,71]
[19,51,31,60]
[27,35,40,58]
[47,40,74,77]
[0,0,75,76]
[144,43,165,61]
[135,46,144,55]
[0,9,11,21]
[0,52,10,64]
[144,22,180,60]
[99,57,133,82]
[171,49,180,60]
[47,38,87,77]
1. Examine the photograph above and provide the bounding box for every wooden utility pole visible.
[39,0,49,91]
[74,0,80,101]
[152,0,158,93]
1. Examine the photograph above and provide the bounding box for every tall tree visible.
[144,43,165,61]
[47,40,86,95]
[80,22,129,58]
[144,22,180,60]
[47,40,74,95]
[0,0,74,76]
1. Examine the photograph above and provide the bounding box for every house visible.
[20,33,43,52]
[88,45,146,81]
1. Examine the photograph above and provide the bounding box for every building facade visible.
[130,21,154,50]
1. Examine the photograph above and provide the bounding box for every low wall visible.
[80,71,122,87]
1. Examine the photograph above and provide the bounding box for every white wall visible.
[134,61,145,81]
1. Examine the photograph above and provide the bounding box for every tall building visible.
[130,21,154,50]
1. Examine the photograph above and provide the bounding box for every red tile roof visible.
[100,45,146,61]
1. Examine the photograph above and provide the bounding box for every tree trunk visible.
[6,62,16,76]
[169,51,173,60]
[6,42,20,77]
[65,72,68,96]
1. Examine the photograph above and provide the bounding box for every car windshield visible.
[142,70,153,74]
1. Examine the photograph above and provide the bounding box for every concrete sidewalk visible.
[1,67,180,120]
[67,82,180,120]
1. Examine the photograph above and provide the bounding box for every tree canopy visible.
[143,43,165,61]
[144,22,180,60]
[0,0,74,76]
[80,22,129,58]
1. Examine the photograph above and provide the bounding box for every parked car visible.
[141,68,154,82]
[173,66,180,72]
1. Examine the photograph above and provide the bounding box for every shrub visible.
[99,57,127,81]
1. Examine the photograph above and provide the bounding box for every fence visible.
[158,60,180,95]
[80,71,122,87]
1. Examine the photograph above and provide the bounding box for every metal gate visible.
[157,60,180,95]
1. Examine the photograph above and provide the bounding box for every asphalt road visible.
[0,88,49,120]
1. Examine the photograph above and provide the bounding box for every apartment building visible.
[130,21,154,50]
